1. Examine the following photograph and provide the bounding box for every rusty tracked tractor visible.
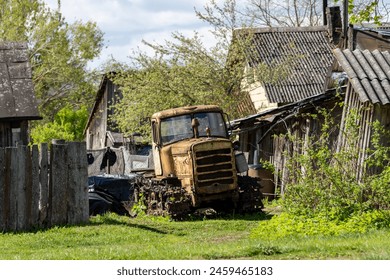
[133,105,263,218]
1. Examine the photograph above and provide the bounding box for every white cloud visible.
[44,0,215,68]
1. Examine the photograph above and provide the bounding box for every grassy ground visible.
[0,212,390,260]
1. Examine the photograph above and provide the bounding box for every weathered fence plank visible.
[0,148,4,231]
[25,146,33,229]
[67,142,89,224]
[49,143,68,227]
[8,147,18,231]
[15,146,28,231]
[39,143,49,226]
[31,145,40,227]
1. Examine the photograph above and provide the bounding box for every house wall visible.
[85,79,123,150]
[243,66,278,112]
[248,82,278,112]
[106,81,122,132]
[270,116,324,195]
[86,87,108,150]
[0,122,11,147]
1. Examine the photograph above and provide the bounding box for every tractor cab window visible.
[161,115,192,144]
[193,112,227,138]
[160,112,227,145]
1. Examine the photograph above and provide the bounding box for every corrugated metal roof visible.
[333,48,390,105]
[241,26,335,104]
[0,42,40,120]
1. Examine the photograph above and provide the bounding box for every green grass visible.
[0,212,389,260]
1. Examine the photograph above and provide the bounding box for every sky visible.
[44,0,216,69]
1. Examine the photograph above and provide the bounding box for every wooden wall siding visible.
[266,106,341,195]
[85,78,123,150]
[338,87,390,181]
[337,84,375,181]
[0,123,11,147]
[0,142,88,232]
[272,134,290,195]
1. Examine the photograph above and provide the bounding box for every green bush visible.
[280,108,390,220]
[31,105,89,144]
[251,210,390,240]
[255,106,390,240]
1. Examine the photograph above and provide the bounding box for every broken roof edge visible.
[230,86,346,132]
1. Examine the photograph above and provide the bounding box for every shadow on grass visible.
[1,210,272,236]
[1,215,168,236]
[183,210,274,222]
[89,215,169,234]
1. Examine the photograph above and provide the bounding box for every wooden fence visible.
[0,142,89,232]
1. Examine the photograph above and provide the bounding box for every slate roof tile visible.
[334,48,390,105]
[238,26,335,104]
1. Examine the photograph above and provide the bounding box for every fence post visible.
[31,145,40,227]
[5,146,28,232]
[67,142,89,225]
[49,143,68,227]
[7,147,17,231]
[16,146,29,231]
[3,148,11,231]
[0,148,4,231]
[39,143,49,227]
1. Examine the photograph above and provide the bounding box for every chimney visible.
[326,6,342,45]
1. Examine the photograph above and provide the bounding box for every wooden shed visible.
[84,73,125,150]
[0,42,41,147]
[333,48,390,180]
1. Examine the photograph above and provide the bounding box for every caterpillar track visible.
[133,176,192,219]
[132,175,263,219]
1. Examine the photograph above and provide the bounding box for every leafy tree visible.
[111,0,387,140]
[111,33,241,140]
[30,105,89,144]
[0,0,104,120]
[347,0,388,24]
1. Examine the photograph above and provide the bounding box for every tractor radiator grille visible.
[195,148,234,188]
